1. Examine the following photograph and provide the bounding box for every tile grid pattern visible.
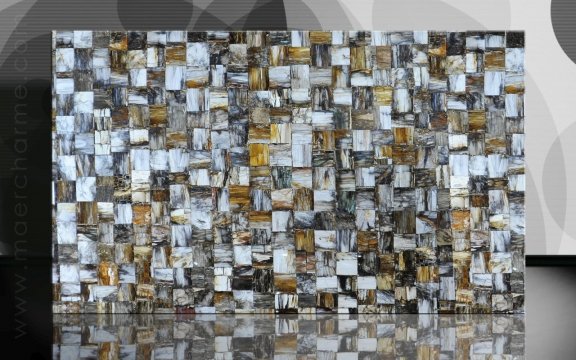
[52,31,525,314]
[53,315,525,359]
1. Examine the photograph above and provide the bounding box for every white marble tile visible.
[55,48,74,72]
[55,78,74,94]
[273,249,295,274]
[113,204,132,225]
[316,275,337,290]
[166,65,185,90]
[487,154,508,178]
[76,176,96,201]
[506,48,525,73]
[484,71,504,96]
[186,42,209,67]
[74,91,94,114]
[336,253,358,276]
[331,46,350,65]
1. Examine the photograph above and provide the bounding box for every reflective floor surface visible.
[51,266,576,359]
[53,314,524,359]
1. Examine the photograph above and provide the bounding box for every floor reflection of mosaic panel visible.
[52,31,525,314]
[52,315,525,358]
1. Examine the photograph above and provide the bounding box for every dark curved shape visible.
[552,0,576,63]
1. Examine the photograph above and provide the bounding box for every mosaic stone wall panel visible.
[52,31,525,314]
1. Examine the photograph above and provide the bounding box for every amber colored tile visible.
[485,49,505,70]
[391,145,417,165]
[149,105,167,127]
[248,67,269,90]
[186,76,208,88]
[313,131,335,150]
[505,80,525,94]
[357,231,378,252]
[350,46,367,71]
[485,136,507,154]
[333,129,352,144]
[249,124,271,143]
[249,211,272,224]
[310,31,332,44]
[133,204,151,225]
[275,334,297,353]
[112,107,129,127]
[376,46,392,69]
[429,112,448,130]
[99,342,120,360]
[293,188,313,211]
[295,229,315,252]
[77,202,98,225]
[137,284,155,299]
[98,261,119,285]
[166,130,189,149]
[470,195,488,207]
[451,210,471,231]
[288,47,311,64]
[316,292,336,309]
[416,266,439,283]
[229,185,251,211]
[393,127,414,145]
[249,143,270,166]
[378,254,395,273]
[468,111,486,132]
[166,44,186,64]
[274,275,297,292]
[134,262,151,285]
[151,189,169,202]
[116,243,134,263]
[453,253,472,277]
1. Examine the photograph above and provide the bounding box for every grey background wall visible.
[0,0,573,255]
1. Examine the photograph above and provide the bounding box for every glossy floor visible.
[51,267,576,359]
[53,313,524,359]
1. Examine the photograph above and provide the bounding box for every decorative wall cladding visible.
[52,31,525,314]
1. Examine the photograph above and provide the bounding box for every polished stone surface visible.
[52,30,525,314]
[53,313,524,359]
